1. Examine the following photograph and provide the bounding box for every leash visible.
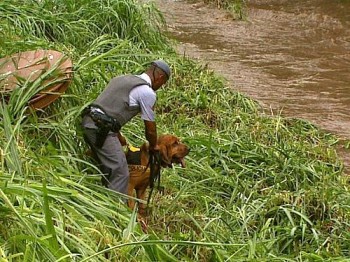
[146,151,162,206]
[126,144,162,207]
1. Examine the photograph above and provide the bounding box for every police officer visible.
[82,60,171,196]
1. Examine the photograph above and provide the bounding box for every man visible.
[82,60,170,197]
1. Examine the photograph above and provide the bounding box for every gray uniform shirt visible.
[129,73,156,121]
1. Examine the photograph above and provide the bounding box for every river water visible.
[155,0,350,169]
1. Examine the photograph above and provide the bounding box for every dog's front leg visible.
[127,185,136,211]
[136,188,148,216]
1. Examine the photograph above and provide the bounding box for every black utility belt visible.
[85,105,121,133]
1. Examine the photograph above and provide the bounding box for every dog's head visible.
[157,134,190,168]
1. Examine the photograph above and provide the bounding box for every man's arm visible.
[144,120,158,151]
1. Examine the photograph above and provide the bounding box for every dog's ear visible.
[158,143,171,166]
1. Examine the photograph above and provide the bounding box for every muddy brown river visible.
[155,0,350,169]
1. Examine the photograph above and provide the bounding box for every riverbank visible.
[1,0,349,260]
[154,0,350,172]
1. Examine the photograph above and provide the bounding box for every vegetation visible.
[200,0,247,19]
[1,0,349,261]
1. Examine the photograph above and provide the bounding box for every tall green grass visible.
[1,0,349,261]
[0,0,169,54]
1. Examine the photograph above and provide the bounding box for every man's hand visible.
[149,144,160,154]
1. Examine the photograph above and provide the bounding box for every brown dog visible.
[126,134,189,215]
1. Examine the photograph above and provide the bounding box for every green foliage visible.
[0,0,349,261]
[201,0,247,20]
[148,59,349,260]
[0,0,170,55]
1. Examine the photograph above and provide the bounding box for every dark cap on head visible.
[152,60,171,79]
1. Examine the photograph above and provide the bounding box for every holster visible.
[83,105,121,148]
[95,125,110,148]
